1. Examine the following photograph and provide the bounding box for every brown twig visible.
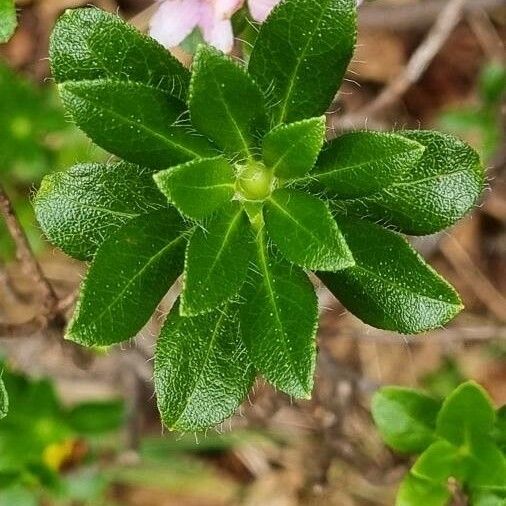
[0,318,43,339]
[466,8,505,61]
[0,184,66,340]
[0,184,59,318]
[336,0,467,130]
[439,234,506,323]
[359,0,504,31]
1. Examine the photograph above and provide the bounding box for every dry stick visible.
[336,0,467,130]
[359,0,503,31]
[467,8,505,61]
[0,185,72,343]
[440,235,506,323]
[0,184,59,319]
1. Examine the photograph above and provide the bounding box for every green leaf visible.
[264,189,354,271]
[66,400,124,434]
[34,162,167,261]
[189,45,267,157]
[50,8,189,100]
[494,405,506,452]
[263,117,326,179]
[0,486,38,506]
[372,387,440,453]
[154,157,235,220]
[336,131,484,235]
[155,302,255,431]
[67,209,187,346]
[466,436,506,488]
[181,203,254,316]
[318,215,463,334]
[0,0,16,43]
[0,377,8,419]
[479,62,506,105]
[58,79,216,169]
[249,0,356,124]
[396,473,451,506]
[436,381,495,446]
[307,131,425,198]
[472,489,506,506]
[411,440,463,482]
[239,230,318,397]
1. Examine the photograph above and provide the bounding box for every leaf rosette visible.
[372,382,506,505]
[35,1,484,430]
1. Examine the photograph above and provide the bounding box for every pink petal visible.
[149,0,202,49]
[212,0,244,18]
[248,0,281,22]
[200,16,235,53]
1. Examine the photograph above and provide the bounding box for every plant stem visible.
[0,183,59,319]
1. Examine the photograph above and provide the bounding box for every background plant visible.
[0,0,16,43]
[0,62,105,261]
[33,0,485,431]
[438,61,506,162]
[372,381,506,506]
[0,361,124,504]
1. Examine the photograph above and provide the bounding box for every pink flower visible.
[149,0,281,53]
[248,0,280,23]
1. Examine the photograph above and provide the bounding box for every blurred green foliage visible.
[0,361,124,504]
[0,360,269,505]
[421,356,465,399]
[438,62,506,162]
[373,381,506,506]
[0,61,105,261]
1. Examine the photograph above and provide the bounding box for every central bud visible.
[236,161,274,201]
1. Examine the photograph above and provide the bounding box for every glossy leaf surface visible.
[372,387,440,453]
[0,0,16,43]
[264,189,354,271]
[396,473,450,506]
[59,80,215,169]
[155,302,255,431]
[319,215,463,333]
[35,162,167,260]
[50,8,189,100]
[309,131,425,198]
[249,0,356,124]
[337,131,484,235]
[154,157,235,220]
[190,45,267,156]
[181,203,254,316]
[436,381,495,446]
[67,209,187,346]
[240,231,318,397]
[263,117,326,179]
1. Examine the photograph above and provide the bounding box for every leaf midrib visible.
[65,200,141,220]
[342,167,475,205]
[270,131,310,175]
[183,209,244,312]
[61,81,202,159]
[296,144,424,183]
[208,71,253,157]
[351,262,461,309]
[276,1,331,124]
[255,231,307,393]
[73,230,187,333]
[171,309,229,428]
[61,15,188,97]
[268,194,326,246]
[175,182,235,192]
